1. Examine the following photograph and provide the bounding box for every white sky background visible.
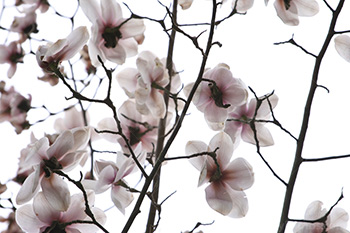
[1,0,350,232]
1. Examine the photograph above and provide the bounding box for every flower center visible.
[102,27,122,48]
[208,81,230,109]
[43,157,63,177]
[43,221,66,233]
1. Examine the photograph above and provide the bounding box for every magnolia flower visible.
[86,146,146,214]
[80,0,145,66]
[16,127,90,211]
[335,35,350,63]
[224,93,278,147]
[265,0,319,26]
[232,0,254,12]
[116,51,170,118]
[0,82,31,133]
[17,0,50,13]
[185,63,247,129]
[185,132,254,217]
[294,201,350,233]
[36,26,89,72]
[16,191,106,233]
[0,41,24,78]
[98,100,158,153]
[10,11,38,43]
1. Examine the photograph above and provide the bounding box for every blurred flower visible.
[265,0,319,26]
[16,127,90,211]
[16,0,50,13]
[232,0,254,12]
[179,0,193,9]
[0,41,24,78]
[10,11,38,43]
[294,200,350,233]
[185,132,254,217]
[224,93,278,147]
[335,35,350,63]
[185,63,247,129]
[36,26,89,72]
[0,82,31,133]
[98,100,158,153]
[80,45,97,75]
[16,191,106,233]
[0,212,24,233]
[80,0,145,66]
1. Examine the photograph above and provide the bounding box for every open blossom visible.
[36,26,89,72]
[80,0,145,66]
[185,132,254,217]
[16,127,90,211]
[224,93,278,147]
[116,51,170,118]
[85,146,146,214]
[294,201,350,233]
[265,0,319,26]
[0,82,31,133]
[185,63,247,129]
[335,35,350,63]
[98,100,158,153]
[16,191,106,233]
[10,11,38,43]
[0,41,24,78]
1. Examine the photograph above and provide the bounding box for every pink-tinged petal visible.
[101,0,121,25]
[33,192,60,224]
[274,0,299,26]
[329,208,349,229]
[179,0,193,9]
[44,40,66,60]
[80,0,102,24]
[111,185,134,214]
[72,207,106,233]
[224,120,242,144]
[47,130,74,160]
[7,64,17,78]
[71,127,90,150]
[60,151,85,171]
[59,26,89,61]
[226,188,249,218]
[146,90,166,118]
[97,117,120,143]
[232,0,254,12]
[66,228,82,233]
[0,45,9,63]
[95,165,116,193]
[204,101,228,123]
[205,182,232,215]
[115,37,139,58]
[87,40,104,67]
[294,223,323,233]
[185,140,208,171]
[16,166,41,205]
[24,137,50,167]
[120,19,145,38]
[251,93,279,119]
[223,157,254,191]
[41,174,71,211]
[115,153,135,181]
[135,78,151,105]
[294,0,319,16]
[241,123,274,146]
[335,35,350,63]
[136,51,157,84]
[222,83,247,108]
[119,100,142,124]
[209,132,234,169]
[198,160,209,187]
[102,43,126,64]
[116,68,139,97]
[62,191,93,222]
[304,201,326,220]
[16,204,47,232]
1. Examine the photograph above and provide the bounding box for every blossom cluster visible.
[1,0,350,232]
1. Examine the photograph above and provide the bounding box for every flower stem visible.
[277,1,345,232]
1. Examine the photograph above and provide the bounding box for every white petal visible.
[41,174,71,211]
[335,35,350,63]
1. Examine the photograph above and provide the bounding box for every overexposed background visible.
[1,0,350,232]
